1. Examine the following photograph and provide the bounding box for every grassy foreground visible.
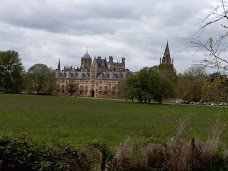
[0,94,228,146]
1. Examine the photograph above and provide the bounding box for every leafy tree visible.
[201,73,228,102]
[23,72,34,94]
[124,74,141,101]
[158,64,177,83]
[153,75,175,104]
[44,67,56,94]
[176,65,207,101]
[124,67,174,104]
[27,64,55,94]
[0,50,24,93]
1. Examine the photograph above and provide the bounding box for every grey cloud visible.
[0,0,210,35]
[0,0,224,73]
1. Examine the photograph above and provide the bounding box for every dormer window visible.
[81,73,85,78]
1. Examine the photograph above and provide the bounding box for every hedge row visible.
[0,133,228,171]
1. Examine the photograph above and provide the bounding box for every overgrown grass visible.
[0,94,228,146]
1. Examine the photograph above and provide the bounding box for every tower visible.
[160,41,173,65]
[158,41,176,83]
[57,58,60,70]
[80,48,92,71]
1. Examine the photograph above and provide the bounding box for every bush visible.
[0,132,228,171]
[0,133,95,171]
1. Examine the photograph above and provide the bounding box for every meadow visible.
[0,94,228,146]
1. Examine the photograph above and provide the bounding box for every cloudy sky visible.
[0,0,222,73]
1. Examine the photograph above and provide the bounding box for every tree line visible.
[0,50,56,95]
[124,64,228,104]
[0,50,227,103]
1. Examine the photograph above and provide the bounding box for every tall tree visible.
[27,64,55,94]
[124,67,174,104]
[44,67,56,94]
[124,74,142,102]
[0,50,24,93]
[158,64,177,83]
[176,65,207,101]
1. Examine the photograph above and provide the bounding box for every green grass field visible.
[0,94,228,146]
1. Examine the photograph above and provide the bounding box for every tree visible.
[27,64,55,94]
[115,80,126,99]
[124,67,174,104]
[190,0,228,72]
[158,64,177,84]
[189,1,228,102]
[153,75,175,104]
[201,73,228,102]
[0,50,24,93]
[176,65,207,101]
[67,80,78,96]
[124,74,141,102]
[44,67,56,95]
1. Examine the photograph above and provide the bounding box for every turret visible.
[109,56,113,64]
[81,49,92,70]
[57,58,60,70]
[122,57,125,64]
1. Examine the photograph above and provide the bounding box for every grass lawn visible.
[0,94,228,146]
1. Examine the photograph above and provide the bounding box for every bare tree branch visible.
[189,0,228,73]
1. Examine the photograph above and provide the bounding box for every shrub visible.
[0,127,228,171]
[115,138,147,171]
[0,133,95,171]
[89,139,115,171]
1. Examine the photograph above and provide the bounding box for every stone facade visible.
[55,51,131,98]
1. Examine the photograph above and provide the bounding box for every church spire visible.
[58,58,60,70]
[161,41,172,64]
[164,41,170,59]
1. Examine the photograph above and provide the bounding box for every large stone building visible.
[55,50,131,98]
